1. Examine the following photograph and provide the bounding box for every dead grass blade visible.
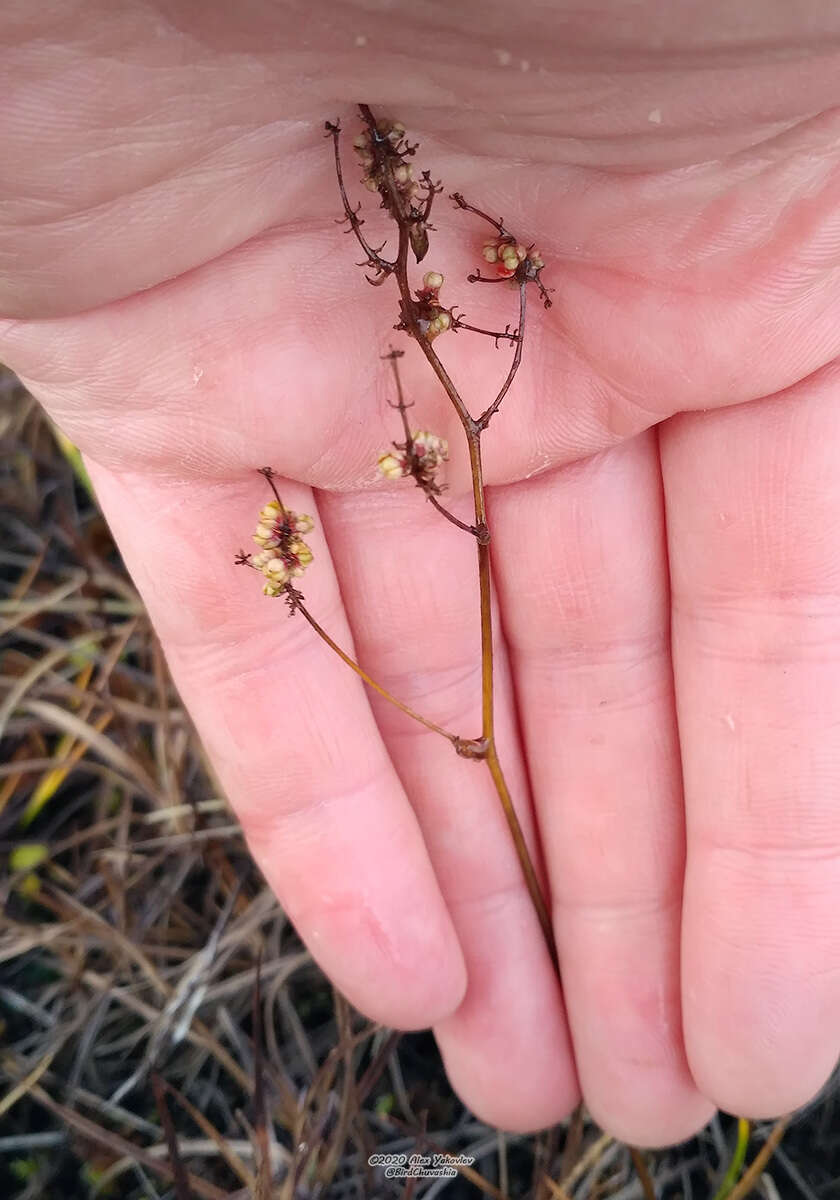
[157,1075,256,1192]
[0,1048,58,1121]
[26,1081,234,1200]
[21,698,159,795]
[544,1130,614,1199]
[152,1073,192,1200]
[629,1145,657,1200]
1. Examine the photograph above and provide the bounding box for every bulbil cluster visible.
[247,499,314,597]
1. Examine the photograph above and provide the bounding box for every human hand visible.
[3,0,840,1146]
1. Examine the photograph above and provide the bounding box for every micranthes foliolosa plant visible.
[237,103,556,968]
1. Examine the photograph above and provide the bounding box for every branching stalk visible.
[476,281,527,430]
[353,103,556,965]
[325,119,395,283]
[242,107,557,968]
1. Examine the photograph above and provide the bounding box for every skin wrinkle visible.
[0,11,838,312]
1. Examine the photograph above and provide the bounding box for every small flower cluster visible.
[414,270,452,340]
[482,236,545,278]
[353,121,421,199]
[251,499,314,597]
[378,430,449,491]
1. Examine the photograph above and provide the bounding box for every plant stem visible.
[486,741,556,963]
[348,106,557,966]
[476,281,527,430]
[402,233,554,966]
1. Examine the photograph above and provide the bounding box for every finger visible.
[85,461,467,1029]
[490,432,713,1146]
[316,483,578,1132]
[661,361,840,1116]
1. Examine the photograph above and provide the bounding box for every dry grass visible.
[0,365,837,1198]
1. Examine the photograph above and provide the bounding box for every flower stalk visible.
[239,107,557,969]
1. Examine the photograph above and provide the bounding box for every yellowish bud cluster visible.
[482,238,544,278]
[250,500,314,596]
[377,431,448,484]
[253,500,314,545]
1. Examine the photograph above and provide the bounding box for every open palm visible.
[4,1,840,1146]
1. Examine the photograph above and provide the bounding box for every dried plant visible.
[237,104,556,965]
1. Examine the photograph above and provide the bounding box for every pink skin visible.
[3,0,840,1144]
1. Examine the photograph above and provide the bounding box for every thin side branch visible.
[476,281,527,430]
[384,349,486,540]
[451,314,519,345]
[325,119,395,282]
[257,466,287,517]
[292,592,465,749]
[465,271,512,287]
[427,494,489,543]
[450,192,511,239]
